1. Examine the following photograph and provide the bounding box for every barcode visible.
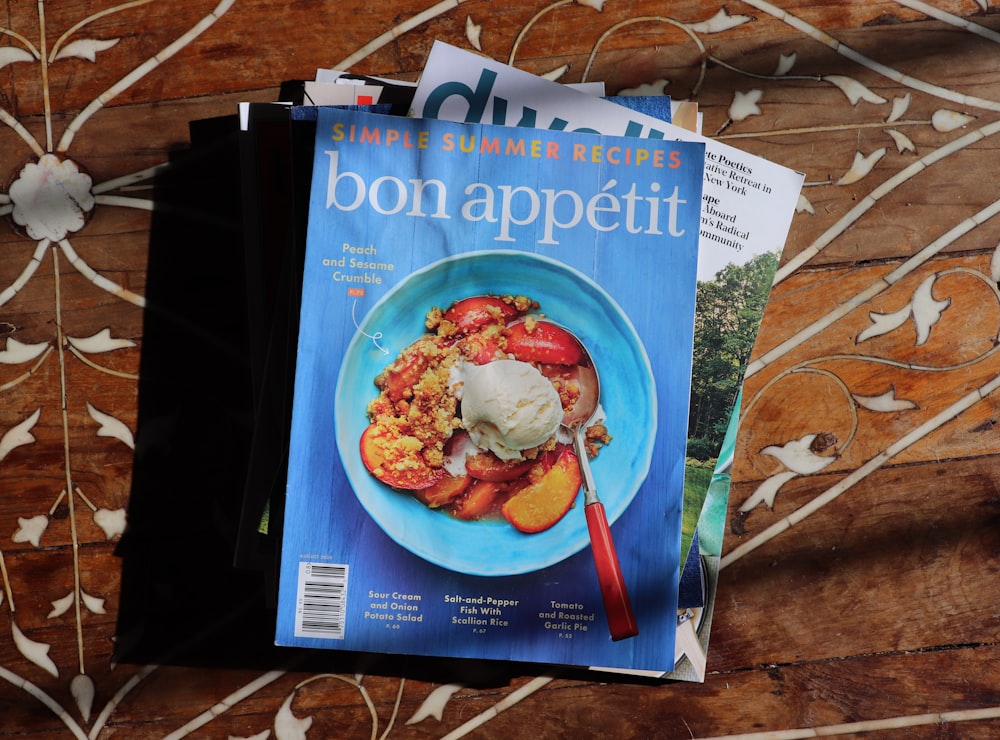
[294,562,349,640]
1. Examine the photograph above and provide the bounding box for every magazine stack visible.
[235,41,803,680]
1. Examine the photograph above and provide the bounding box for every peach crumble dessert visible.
[360,294,611,533]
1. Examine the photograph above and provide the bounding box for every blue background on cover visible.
[276,107,703,671]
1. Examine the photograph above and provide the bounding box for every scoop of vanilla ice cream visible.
[460,359,563,460]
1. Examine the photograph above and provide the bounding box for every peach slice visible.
[501,447,582,533]
[451,479,505,520]
[444,295,519,334]
[414,472,471,507]
[505,320,584,366]
[376,337,436,402]
[360,424,445,490]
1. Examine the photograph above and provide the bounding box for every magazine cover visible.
[274,106,705,671]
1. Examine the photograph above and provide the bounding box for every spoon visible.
[561,333,639,642]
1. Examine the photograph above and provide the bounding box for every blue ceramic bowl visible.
[335,251,655,575]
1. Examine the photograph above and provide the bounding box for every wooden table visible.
[3,1,1000,737]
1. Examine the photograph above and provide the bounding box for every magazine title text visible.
[322,127,692,245]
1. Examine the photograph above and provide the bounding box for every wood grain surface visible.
[2,1,1000,737]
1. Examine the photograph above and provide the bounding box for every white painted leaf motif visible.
[0,337,49,364]
[690,8,753,33]
[231,732,271,740]
[275,693,313,740]
[0,408,41,463]
[728,90,762,122]
[49,592,75,618]
[94,508,127,539]
[886,94,911,123]
[910,275,950,345]
[406,683,463,724]
[858,304,910,343]
[740,471,798,512]
[0,47,35,69]
[575,0,606,9]
[81,590,106,615]
[837,148,886,186]
[13,514,48,547]
[931,109,975,132]
[53,38,120,62]
[541,64,569,81]
[12,621,58,677]
[67,328,136,353]
[774,53,796,76]
[86,403,135,449]
[796,193,815,214]
[465,16,482,51]
[71,673,95,723]
[618,79,669,96]
[761,435,837,475]
[853,389,918,412]
[886,129,915,154]
[823,75,887,105]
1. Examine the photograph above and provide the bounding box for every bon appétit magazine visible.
[274,105,704,671]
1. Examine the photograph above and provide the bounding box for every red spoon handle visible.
[585,502,638,641]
